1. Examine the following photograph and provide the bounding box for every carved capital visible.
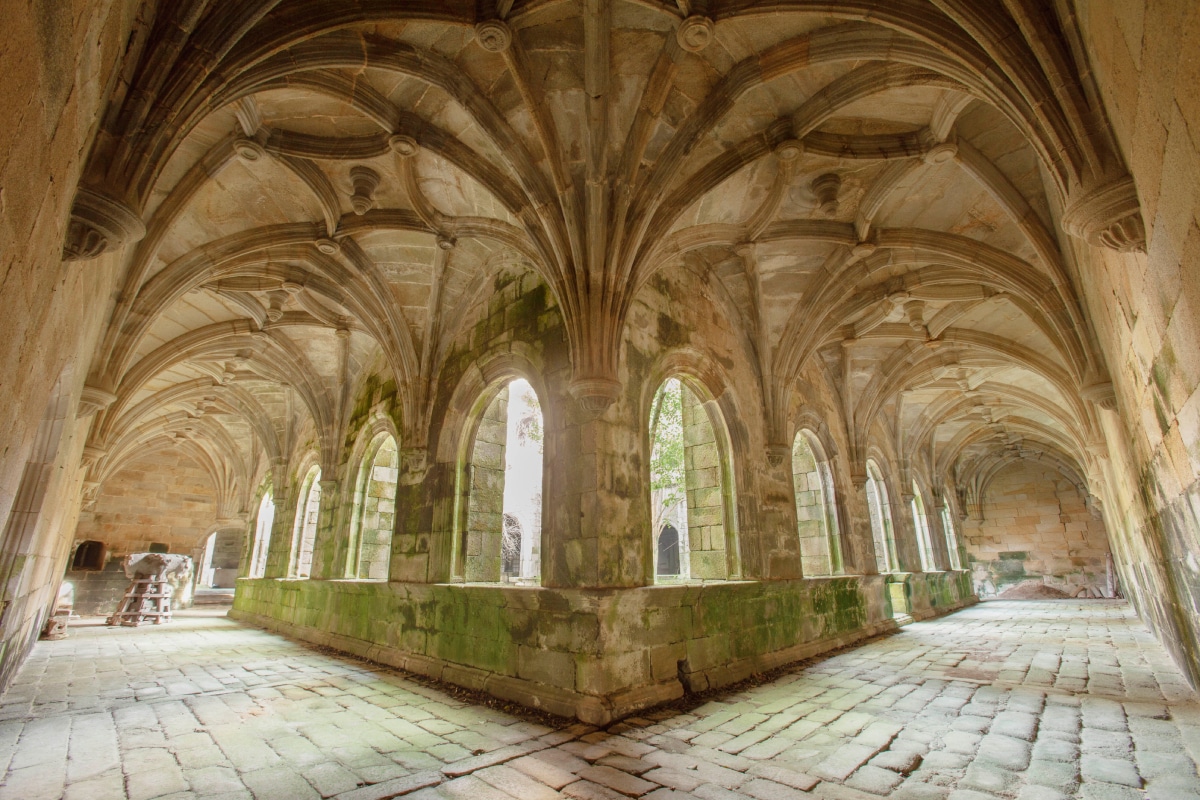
[77,385,118,418]
[1081,381,1118,411]
[1062,176,1146,253]
[475,20,512,52]
[401,447,429,481]
[62,186,146,261]
[80,481,102,510]
[766,444,790,468]
[81,444,107,470]
[568,376,622,416]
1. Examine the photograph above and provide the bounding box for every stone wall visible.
[74,449,220,559]
[961,462,1112,598]
[0,0,143,691]
[1072,0,1200,683]
[232,575,975,724]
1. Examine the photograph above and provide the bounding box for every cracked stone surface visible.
[2,600,1199,799]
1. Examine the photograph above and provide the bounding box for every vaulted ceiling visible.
[74,0,1127,518]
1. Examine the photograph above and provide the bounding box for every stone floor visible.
[0,600,1198,800]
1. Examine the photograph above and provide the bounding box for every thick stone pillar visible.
[894,492,923,573]
[263,487,296,578]
[308,479,342,579]
[541,398,651,589]
[842,477,879,575]
[390,448,451,583]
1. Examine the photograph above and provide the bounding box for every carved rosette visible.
[676,16,714,52]
[62,186,146,261]
[388,134,419,158]
[475,20,512,53]
[1062,176,1146,253]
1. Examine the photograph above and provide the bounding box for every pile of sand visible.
[996,580,1071,599]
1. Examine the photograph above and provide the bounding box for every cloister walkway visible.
[1,600,1197,800]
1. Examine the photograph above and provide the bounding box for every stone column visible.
[894,491,922,573]
[389,447,452,583]
[263,486,296,579]
[842,476,879,575]
[541,394,652,589]
[308,479,342,579]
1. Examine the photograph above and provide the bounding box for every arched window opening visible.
[911,482,936,572]
[292,466,321,578]
[792,431,843,576]
[72,540,106,571]
[352,434,399,580]
[463,379,543,583]
[649,377,733,582]
[865,461,898,573]
[249,491,275,578]
[941,503,962,570]
[657,524,681,577]
[199,530,241,588]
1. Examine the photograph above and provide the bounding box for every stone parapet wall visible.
[231,575,976,724]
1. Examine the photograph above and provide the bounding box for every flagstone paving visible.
[1,600,1198,799]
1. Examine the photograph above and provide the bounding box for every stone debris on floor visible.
[0,600,1197,800]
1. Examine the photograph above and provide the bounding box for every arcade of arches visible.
[1,0,1199,724]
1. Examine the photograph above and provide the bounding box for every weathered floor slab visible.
[1,600,1198,799]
